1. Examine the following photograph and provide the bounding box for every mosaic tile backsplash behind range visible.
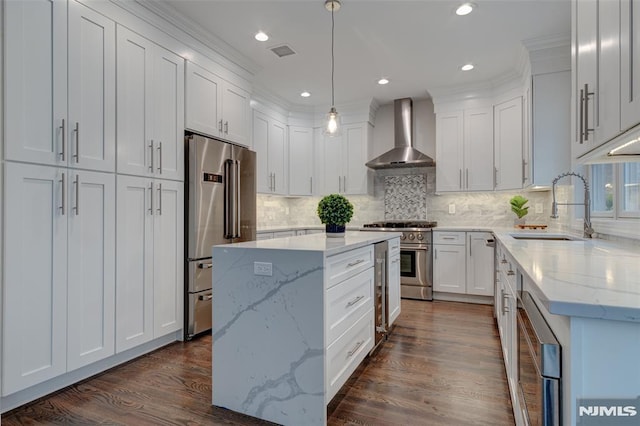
[384,175,427,220]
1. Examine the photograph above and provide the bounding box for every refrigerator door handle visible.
[234,160,241,238]
[224,159,234,238]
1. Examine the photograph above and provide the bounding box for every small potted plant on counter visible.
[510,195,529,227]
[317,194,354,237]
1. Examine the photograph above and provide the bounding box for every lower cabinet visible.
[433,231,494,296]
[3,163,115,395]
[115,176,183,353]
[388,237,401,326]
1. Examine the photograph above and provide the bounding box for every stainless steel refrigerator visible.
[185,133,256,339]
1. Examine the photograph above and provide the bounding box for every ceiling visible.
[157,0,571,108]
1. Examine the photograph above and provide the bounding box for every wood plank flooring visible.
[2,300,514,425]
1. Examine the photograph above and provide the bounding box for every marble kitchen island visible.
[211,231,401,426]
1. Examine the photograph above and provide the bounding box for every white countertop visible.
[494,230,640,322]
[216,231,402,256]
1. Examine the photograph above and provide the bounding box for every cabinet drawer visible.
[433,231,465,245]
[326,309,373,402]
[388,237,401,256]
[326,268,373,345]
[326,245,374,289]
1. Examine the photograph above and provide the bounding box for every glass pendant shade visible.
[324,107,341,136]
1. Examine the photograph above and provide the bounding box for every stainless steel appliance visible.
[185,133,256,339]
[372,240,389,353]
[362,221,436,300]
[518,291,561,426]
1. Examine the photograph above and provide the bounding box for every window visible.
[590,162,640,219]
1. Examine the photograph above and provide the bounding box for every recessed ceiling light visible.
[300,91,311,98]
[456,3,475,16]
[461,63,474,71]
[255,31,269,42]
[378,78,390,85]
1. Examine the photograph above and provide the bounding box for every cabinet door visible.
[253,112,271,193]
[320,134,342,194]
[621,0,640,131]
[433,244,466,294]
[153,46,185,181]
[116,176,154,352]
[596,0,621,144]
[67,171,116,371]
[185,61,222,138]
[435,112,464,192]
[68,0,116,172]
[3,163,68,395]
[343,124,369,195]
[574,0,598,155]
[464,108,494,191]
[465,232,494,296]
[222,82,251,146]
[289,126,314,196]
[269,120,287,195]
[388,252,401,326]
[116,26,154,177]
[494,97,523,190]
[153,180,184,337]
[4,0,67,166]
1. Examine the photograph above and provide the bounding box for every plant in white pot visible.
[510,195,529,226]
[317,194,354,237]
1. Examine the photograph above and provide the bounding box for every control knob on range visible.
[408,233,415,240]
[417,233,424,241]
[400,234,406,240]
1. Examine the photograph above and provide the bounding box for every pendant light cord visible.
[331,4,335,107]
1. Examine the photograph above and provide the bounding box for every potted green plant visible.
[510,195,529,226]
[317,194,354,237]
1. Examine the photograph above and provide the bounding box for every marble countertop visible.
[493,230,640,322]
[216,231,402,257]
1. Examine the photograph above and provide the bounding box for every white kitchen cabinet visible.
[620,0,640,131]
[288,126,314,196]
[435,108,494,192]
[115,176,184,352]
[388,238,401,326]
[494,97,524,190]
[433,231,494,297]
[116,26,185,181]
[3,163,117,394]
[5,0,116,172]
[185,61,250,146]
[253,112,287,194]
[317,123,371,195]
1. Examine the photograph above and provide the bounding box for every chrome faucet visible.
[551,172,594,238]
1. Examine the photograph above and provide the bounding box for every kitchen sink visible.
[509,233,583,241]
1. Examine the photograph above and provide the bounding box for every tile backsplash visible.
[384,175,427,220]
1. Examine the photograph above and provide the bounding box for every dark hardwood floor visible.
[2,300,514,425]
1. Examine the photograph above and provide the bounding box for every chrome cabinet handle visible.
[198,262,213,269]
[149,182,154,215]
[59,119,66,161]
[507,270,515,276]
[583,83,594,142]
[224,121,229,134]
[391,258,400,264]
[347,259,365,268]
[74,174,80,215]
[273,173,276,192]
[74,122,79,163]
[218,120,223,132]
[347,340,364,357]
[459,169,462,189]
[310,177,313,194]
[522,159,526,184]
[343,176,347,192]
[157,142,162,174]
[465,168,469,189]
[199,294,213,301]
[346,295,365,308]
[149,141,154,172]
[501,258,508,264]
[60,172,66,215]
[579,87,585,144]
[443,236,455,240]
[157,183,162,215]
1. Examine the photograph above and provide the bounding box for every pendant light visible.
[324,0,341,137]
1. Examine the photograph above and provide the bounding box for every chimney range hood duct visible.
[366,98,435,169]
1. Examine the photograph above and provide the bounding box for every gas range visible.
[362,221,437,245]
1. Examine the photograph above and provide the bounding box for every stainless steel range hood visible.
[366,98,435,169]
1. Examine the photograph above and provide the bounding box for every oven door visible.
[400,245,430,287]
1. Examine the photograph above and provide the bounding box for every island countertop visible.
[493,230,640,322]
[216,231,402,256]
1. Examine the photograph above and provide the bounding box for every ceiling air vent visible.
[270,44,296,58]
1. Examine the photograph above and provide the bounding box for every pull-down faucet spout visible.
[551,172,594,238]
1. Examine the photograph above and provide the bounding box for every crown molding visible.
[522,33,571,52]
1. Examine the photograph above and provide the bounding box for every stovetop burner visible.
[363,220,437,229]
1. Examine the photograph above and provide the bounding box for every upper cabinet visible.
[5,0,116,172]
[185,61,251,146]
[116,26,185,181]
[494,97,524,190]
[288,126,315,196]
[253,111,287,195]
[573,0,640,159]
[436,108,494,192]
